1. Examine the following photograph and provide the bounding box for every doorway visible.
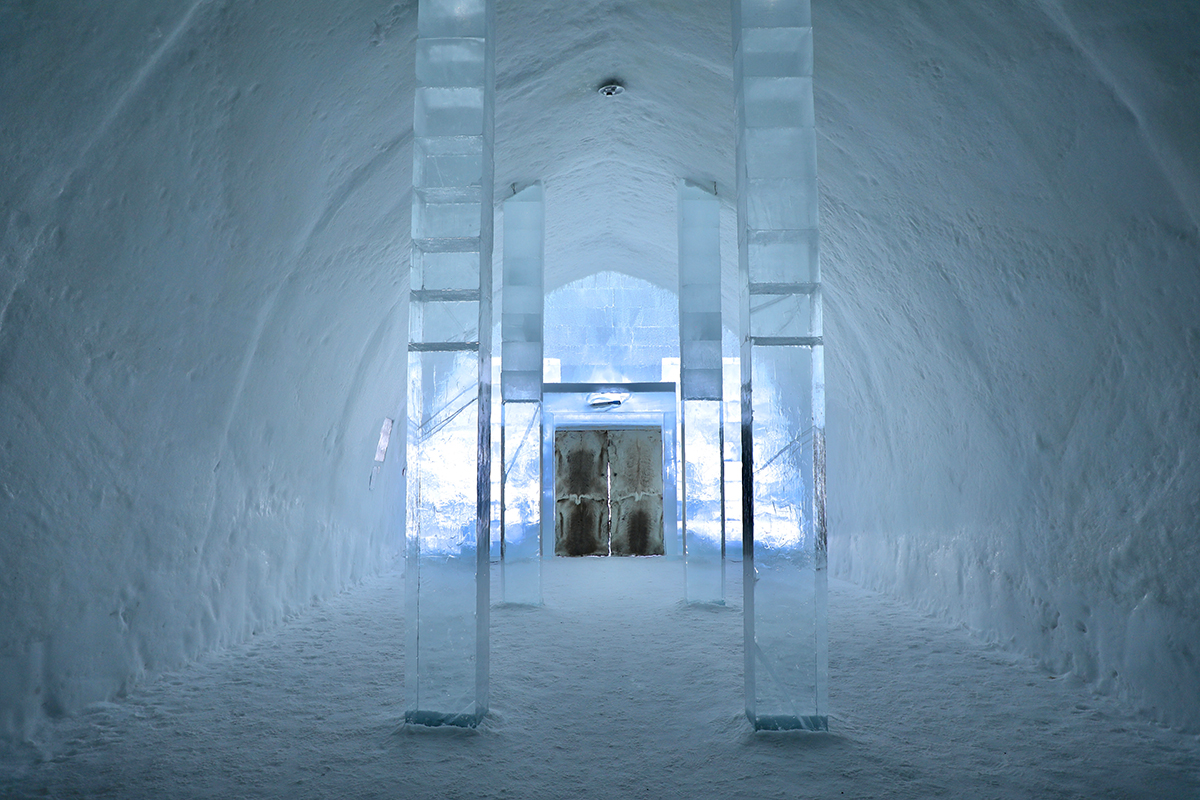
[554,427,665,556]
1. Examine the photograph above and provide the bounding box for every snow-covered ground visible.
[3,558,1197,799]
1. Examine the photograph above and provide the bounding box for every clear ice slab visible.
[405,0,495,728]
[678,180,726,604]
[734,0,828,731]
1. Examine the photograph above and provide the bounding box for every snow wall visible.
[2,0,1199,737]
[0,0,414,739]
[816,0,1200,733]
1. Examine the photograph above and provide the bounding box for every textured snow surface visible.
[815,0,1200,732]
[3,559,1199,799]
[2,0,1200,740]
[0,0,414,737]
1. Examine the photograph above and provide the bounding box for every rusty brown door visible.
[553,427,664,556]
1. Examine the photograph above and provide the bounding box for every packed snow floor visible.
[3,558,1199,799]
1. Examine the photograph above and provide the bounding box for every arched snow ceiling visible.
[494,1,735,292]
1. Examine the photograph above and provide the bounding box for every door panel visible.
[608,428,665,556]
[554,429,609,556]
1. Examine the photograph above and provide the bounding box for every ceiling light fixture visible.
[587,390,630,410]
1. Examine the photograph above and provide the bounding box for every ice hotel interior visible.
[2,0,1199,797]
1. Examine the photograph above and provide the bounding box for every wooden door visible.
[554,429,609,556]
[553,427,664,556]
[608,428,665,556]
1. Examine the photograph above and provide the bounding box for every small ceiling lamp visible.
[587,390,630,410]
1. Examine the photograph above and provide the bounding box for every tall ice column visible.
[733,0,828,730]
[678,180,726,605]
[501,183,544,605]
[405,0,495,728]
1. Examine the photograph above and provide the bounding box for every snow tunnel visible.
[2,0,1200,752]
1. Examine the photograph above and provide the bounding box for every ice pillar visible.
[733,0,828,731]
[405,0,494,728]
[501,183,544,605]
[678,181,725,605]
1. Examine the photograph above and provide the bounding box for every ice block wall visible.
[405,0,495,727]
[543,272,680,384]
[501,183,544,604]
[733,0,828,730]
[678,180,726,604]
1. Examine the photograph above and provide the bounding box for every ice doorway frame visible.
[539,383,680,560]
